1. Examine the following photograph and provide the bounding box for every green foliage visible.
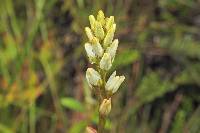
[175,63,200,85]
[186,107,200,133]
[61,97,85,112]
[171,110,186,133]
[112,50,140,70]
[135,72,176,104]
[160,35,200,59]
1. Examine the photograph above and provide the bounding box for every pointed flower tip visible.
[119,76,125,84]
[110,16,115,24]
[89,15,96,30]
[98,10,104,14]
[114,39,119,43]
[85,27,89,31]
[112,75,125,93]
[105,16,115,31]
[112,71,117,76]
[112,24,116,31]
[97,10,105,27]
[97,10,104,17]
[89,15,96,22]
[121,76,125,80]
[89,15,95,18]
[110,16,114,19]
[108,71,116,81]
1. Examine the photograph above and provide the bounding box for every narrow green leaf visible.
[112,49,140,69]
[61,97,85,112]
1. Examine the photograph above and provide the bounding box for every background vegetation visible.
[0,0,200,133]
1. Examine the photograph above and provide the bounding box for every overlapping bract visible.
[85,10,125,95]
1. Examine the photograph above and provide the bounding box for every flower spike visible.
[84,10,125,132]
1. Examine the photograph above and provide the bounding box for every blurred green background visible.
[0,0,200,133]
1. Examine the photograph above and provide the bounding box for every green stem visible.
[97,70,107,133]
[29,102,36,133]
[98,109,106,133]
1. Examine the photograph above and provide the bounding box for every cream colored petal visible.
[105,76,119,92]
[85,43,95,58]
[100,53,112,71]
[91,37,103,57]
[99,98,111,116]
[89,15,96,30]
[105,16,114,31]
[103,24,116,48]
[97,10,105,27]
[94,21,104,40]
[112,76,125,93]
[85,27,94,41]
[106,39,118,61]
[86,68,101,86]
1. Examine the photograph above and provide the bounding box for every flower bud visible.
[86,68,102,87]
[85,43,96,64]
[97,10,105,27]
[91,37,103,57]
[89,15,96,30]
[94,21,104,40]
[85,27,94,41]
[103,24,116,48]
[105,16,114,31]
[99,98,111,116]
[106,39,118,61]
[100,53,112,71]
[105,71,125,94]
